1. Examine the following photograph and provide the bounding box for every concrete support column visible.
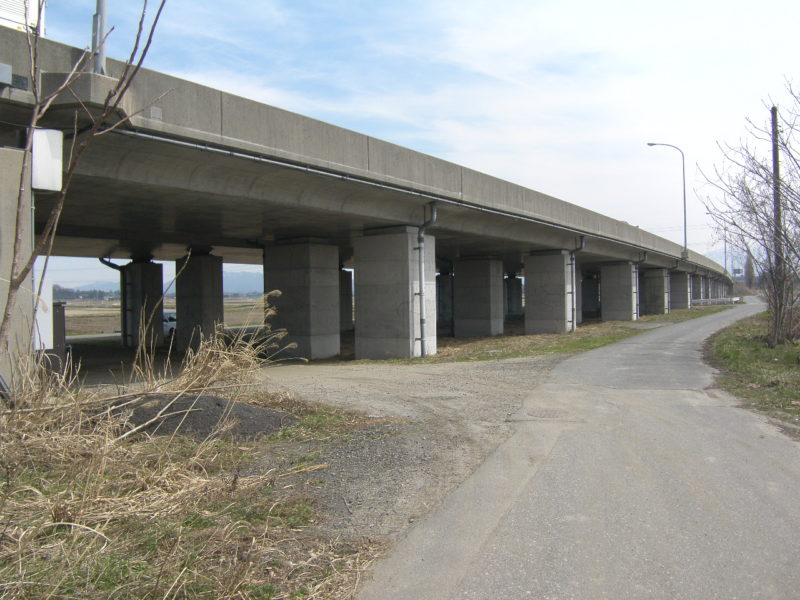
[670,271,691,309]
[122,260,164,348]
[353,227,436,359]
[264,242,340,359]
[702,276,709,299]
[339,268,354,333]
[641,268,670,315]
[690,275,700,300]
[454,258,504,337]
[600,262,639,321]
[575,270,584,325]
[524,250,576,334]
[504,275,523,317]
[436,271,454,334]
[582,276,600,318]
[0,148,33,385]
[175,253,223,351]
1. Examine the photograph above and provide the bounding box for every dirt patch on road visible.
[119,393,298,440]
[259,355,560,543]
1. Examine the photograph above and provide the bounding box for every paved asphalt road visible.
[359,299,800,599]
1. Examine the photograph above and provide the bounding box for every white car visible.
[163,311,177,338]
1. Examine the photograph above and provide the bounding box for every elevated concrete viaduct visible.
[0,30,732,379]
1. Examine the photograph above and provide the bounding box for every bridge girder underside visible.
[35,132,661,272]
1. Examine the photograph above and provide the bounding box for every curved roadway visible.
[360,298,800,599]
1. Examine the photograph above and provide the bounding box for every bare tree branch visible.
[704,88,800,344]
[0,0,169,354]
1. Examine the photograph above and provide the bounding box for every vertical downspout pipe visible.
[99,257,125,343]
[570,236,586,330]
[92,0,108,76]
[418,202,438,357]
[633,251,648,320]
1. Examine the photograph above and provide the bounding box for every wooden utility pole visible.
[771,105,785,345]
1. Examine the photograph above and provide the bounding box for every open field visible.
[64,298,266,336]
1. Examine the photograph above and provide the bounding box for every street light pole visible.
[647,142,688,259]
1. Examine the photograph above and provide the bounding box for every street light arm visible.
[647,142,684,161]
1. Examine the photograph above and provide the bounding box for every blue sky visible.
[39,0,800,285]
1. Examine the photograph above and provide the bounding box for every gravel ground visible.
[260,355,561,543]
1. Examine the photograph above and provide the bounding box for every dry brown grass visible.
[0,320,374,599]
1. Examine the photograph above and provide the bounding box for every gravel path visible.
[358,299,800,600]
[261,356,560,542]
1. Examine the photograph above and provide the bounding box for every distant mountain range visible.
[221,271,263,295]
[74,281,120,292]
[72,271,264,295]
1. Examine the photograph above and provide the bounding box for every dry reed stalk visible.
[0,296,377,599]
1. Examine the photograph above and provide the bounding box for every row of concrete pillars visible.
[122,230,733,360]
